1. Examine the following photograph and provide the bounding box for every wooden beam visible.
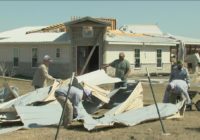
[83,82,110,103]
[113,82,143,115]
[43,80,61,101]
[80,31,101,75]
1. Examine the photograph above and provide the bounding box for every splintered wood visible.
[43,80,61,101]
[82,82,110,103]
[113,82,143,115]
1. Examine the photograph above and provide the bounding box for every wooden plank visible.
[43,80,61,101]
[80,45,98,75]
[80,31,101,75]
[113,82,143,115]
[83,82,110,103]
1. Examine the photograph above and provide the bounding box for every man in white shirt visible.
[163,79,191,105]
[32,55,55,89]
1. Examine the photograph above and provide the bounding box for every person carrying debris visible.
[102,52,131,89]
[54,80,92,128]
[169,60,190,88]
[32,55,56,89]
[163,79,191,105]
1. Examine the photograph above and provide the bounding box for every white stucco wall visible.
[104,44,170,64]
[0,45,14,61]
[0,43,71,64]
[0,43,71,78]
[103,44,171,74]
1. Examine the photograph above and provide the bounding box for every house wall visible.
[103,44,171,75]
[0,43,72,78]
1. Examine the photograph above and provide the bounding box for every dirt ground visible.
[0,77,200,140]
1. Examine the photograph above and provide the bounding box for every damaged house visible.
[0,16,200,78]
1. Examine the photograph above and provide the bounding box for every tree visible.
[0,62,8,77]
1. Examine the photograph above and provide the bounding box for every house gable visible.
[64,16,111,27]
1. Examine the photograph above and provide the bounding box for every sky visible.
[1,1,200,38]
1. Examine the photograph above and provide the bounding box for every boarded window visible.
[82,26,93,38]
[13,48,19,67]
[32,48,38,67]
[157,49,162,67]
[135,49,140,68]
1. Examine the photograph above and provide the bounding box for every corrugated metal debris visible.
[0,70,185,134]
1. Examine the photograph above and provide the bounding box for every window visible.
[135,49,140,68]
[157,49,162,67]
[82,26,93,38]
[13,48,19,67]
[32,48,38,67]
[56,48,60,58]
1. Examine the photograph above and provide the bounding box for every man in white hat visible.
[32,55,55,89]
[163,79,191,105]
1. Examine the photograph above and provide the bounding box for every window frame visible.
[32,48,38,68]
[82,26,94,38]
[56,48,61,58]
[157,49,162,68]
[134,49,141,68]
[13,48,19,67]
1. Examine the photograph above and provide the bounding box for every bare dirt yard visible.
[0,77,200,140]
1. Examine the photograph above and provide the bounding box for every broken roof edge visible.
[26,23,66,34]
[119,24,163,35]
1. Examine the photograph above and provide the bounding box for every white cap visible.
[169,82,175,89]
[43,55,52,62]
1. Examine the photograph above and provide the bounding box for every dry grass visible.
[0,77,200,140]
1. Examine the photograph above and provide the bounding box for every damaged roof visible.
[105,30,178,46]
[0,22,199,46]
[119,24,163,35]
[0,27,70,43]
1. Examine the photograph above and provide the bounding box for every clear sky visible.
[1,1,200,38]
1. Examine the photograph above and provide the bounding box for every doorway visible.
[77,46,99,75]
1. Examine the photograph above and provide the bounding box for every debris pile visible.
[0,70,185,134]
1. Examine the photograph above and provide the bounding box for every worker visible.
[163,79,191,105]
[185,51,200,74]
[32,55,55,89]
[55,81,92,128]
[170,54,177,71]
[169,60,190,88]
[102,52,131,89]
